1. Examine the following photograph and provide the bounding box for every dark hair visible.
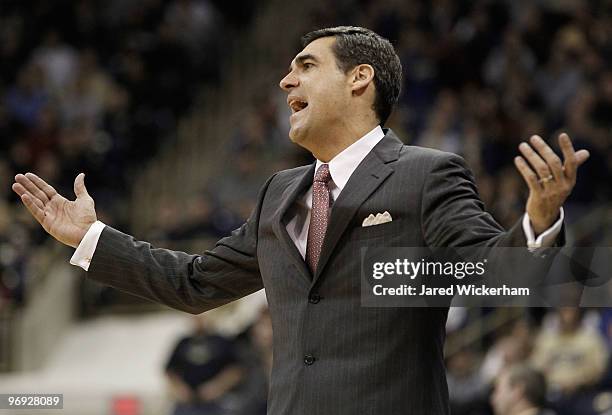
[301,26,402,126]
[506,364,547,407]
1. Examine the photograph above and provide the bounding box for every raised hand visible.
[12,173,97,248]
[514,133,590,235]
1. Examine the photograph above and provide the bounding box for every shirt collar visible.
[314,125,385,191]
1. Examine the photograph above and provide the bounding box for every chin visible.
[288,129,298,142]
[288,125,306,145]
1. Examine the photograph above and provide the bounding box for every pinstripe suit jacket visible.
[87,129,531,414]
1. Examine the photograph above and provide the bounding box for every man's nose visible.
[279,72,298,91]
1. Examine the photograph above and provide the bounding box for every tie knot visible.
[314,164,331,184]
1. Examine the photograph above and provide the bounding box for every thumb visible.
[74,173,90,198]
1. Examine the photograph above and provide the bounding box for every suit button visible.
[303,355,316,365]
[308,293,321,304]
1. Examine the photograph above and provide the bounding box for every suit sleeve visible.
[419,154,569,298]
[420,153,529,248]
[86,174,276,314]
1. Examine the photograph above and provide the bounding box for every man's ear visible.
[350,64,375,95]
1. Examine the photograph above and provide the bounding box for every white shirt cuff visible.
[522,208,564,251]
[69,221,106,271]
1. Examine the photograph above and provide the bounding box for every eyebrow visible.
[288,53,319,73]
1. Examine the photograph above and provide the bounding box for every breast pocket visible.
[351,219,404,240]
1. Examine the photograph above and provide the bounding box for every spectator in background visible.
[163,0,219,55]
[4,63,48,129]
[31,29,77,94]
[491,363,556,415]
[535,25,585,123]
[233,307,273,415]
[416,89,462,155]
[447,347,490,415]
[481,318,535,387]
[531,307,609,414]
[165,315,244,415]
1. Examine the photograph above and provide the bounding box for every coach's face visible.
[279,37,352,150]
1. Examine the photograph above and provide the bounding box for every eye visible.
[303,62,314,69]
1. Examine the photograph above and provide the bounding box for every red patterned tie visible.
[306,164,332,274]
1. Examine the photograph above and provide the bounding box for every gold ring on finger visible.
[539,174,554,183]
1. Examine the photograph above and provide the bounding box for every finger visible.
[15,174,50,203]
[20,193,46,225]
[514,156,541,191]
[519,141,552,180]
[73,173,90,198]
[529,135,563,180]
[559,133,577,179]
[575,149,590,166]
[12,182,45,210]
[24,172,57,200]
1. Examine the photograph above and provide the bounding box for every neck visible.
[309,120,379,162]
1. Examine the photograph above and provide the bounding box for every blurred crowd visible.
[164,309,272,415]
[447,307,612,415]
[0,0,256,308]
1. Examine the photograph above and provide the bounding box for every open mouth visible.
[289,99,308,114]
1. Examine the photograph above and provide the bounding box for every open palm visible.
[514,133,589,234]
[12,173,97,248]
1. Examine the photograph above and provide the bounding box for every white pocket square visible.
[362,211,393,227]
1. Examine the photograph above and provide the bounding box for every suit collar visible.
[373,128,403,164]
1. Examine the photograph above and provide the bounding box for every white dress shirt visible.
[71,125,563,270]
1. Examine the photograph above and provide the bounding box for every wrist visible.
[68,221,96,248]
[530,214,558,236]
[77,223,93,245]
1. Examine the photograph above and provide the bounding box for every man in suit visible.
[12,26,589,414]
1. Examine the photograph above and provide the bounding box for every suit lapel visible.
[312,130,403,284]
[272,163,316,283]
